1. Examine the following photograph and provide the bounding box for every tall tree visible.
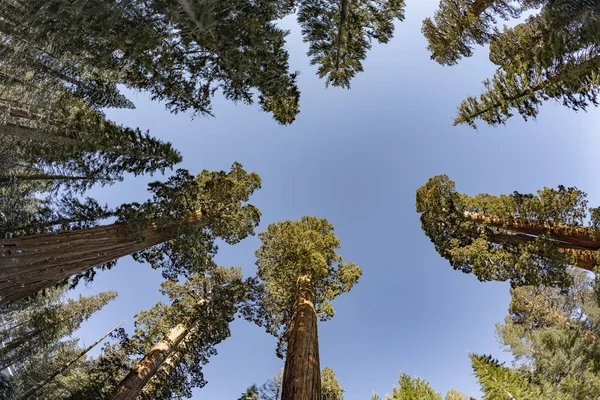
[421,0,541,65]
[372,373,471,400]
[496,269,600,398]
[239,385,261,400]
[255,216,361,400]
[259,369,284,400]
[0,289,117,372]
[0,85,182,205]
[470,354,543,399]
[321,367,344,400]
[102,265,258,399]
[0,0,301,124]
[416,175,600,287]
[451,0,600,127]
[0,163,261,305]
[297,0,405,88]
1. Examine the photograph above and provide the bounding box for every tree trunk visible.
[0,212,202,306]
[17,320,125,400]
[281,274,322,400]
[113,319,195,400]
[465,211,600,249]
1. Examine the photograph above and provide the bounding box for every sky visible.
[71,0,600,398]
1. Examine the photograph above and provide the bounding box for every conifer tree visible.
[0,290,117,372]
[83,265,259,399]
[254,216,361,400]
[416,175,600,287]
[470,354,543,399]
[496,269,600,398]
[0,163,261,305]
[239,385,261,400]
[321,367,344,400]
[297,0,405,88]
[372,373,471,400]
[0,82,182,194]
[0,0,300,124]
[451,0,600,127]
[421,0,542,65]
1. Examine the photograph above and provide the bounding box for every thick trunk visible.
[465,211,600,250]
[0,212,201,306]
[489,232,597,271]
[281,275,321,400]
[137,344,186,400]
[113,320,194,400]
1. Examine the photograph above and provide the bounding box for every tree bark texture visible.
[113,320,194,400]
[465,211,600,271]
[281,275,322,400]
[0,212,202,306]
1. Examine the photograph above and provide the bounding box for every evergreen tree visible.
[421,0,542,65]
[239,385,261,400]
[451,0,600,127]
[297,0,405,88]
[444,389,471,400]
[0,289,117,372]
[0,83,182,193]
[416,175,600,287]
[0,0,300,124]
[496,269,600,398]
[372,373,472,400]
[0,163,261,305]
[470,354,543,399]
[321,366,344,400]
[254,216,361,400]
[83,265,259,399]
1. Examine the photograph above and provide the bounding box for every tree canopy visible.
[416,175,600,287]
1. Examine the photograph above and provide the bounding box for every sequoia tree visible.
[255,216,361,400]
[0,163,261,305]
[416,175,600,287]
[297,0,405,88]
[101,265,257,399]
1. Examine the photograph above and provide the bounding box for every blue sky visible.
[72,0,600,398]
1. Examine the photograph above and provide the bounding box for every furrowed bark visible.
[113,319,195,400]
[0,212,202,306]
[281,274,321,400]
[466,211,600,249]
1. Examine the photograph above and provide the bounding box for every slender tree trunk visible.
[0,212,202,306]
[17,320,125,400]
[113,319,196,400]
[137,344,186,399]
[281,275,322,400]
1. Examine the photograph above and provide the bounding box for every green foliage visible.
[470,354,543,399]
[416,175,597,287]
[1,287,117,398]
[450,0,600,127]
[422,0,535,66]
[322,366,344,400]
[0,0,300,124]
[254,216,361,357]
[496,269,600,399]
[373,372,442,400]
[75,265,259,399]
[239,385,261,400]
[298,0,405,88]
[444,389,471,400]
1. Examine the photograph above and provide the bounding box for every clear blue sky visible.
[72,1,600,398]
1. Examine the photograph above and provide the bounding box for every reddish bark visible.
[281,275,322,400]
[0,212,202,306]
[113,320,194,400]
